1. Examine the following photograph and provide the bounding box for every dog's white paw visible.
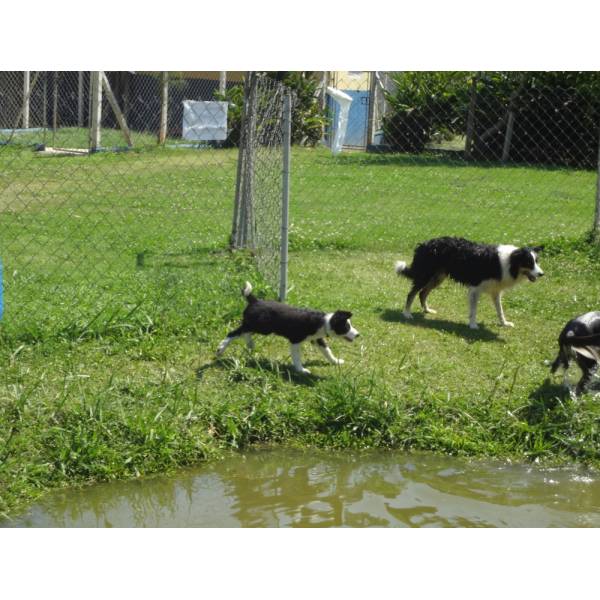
[334,358,345,366]
[501,321,515,328]
[403,311,414,320]
[424,308,437,314]
[296,367,311,375]
[469,323,479,330]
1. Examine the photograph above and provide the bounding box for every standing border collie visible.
[395,236,544,329]
[551,311,600,396]
[216,282,359,374]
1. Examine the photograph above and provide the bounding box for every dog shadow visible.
[523,378,570,424]
[378,309,502,343]
[196,355,324,386]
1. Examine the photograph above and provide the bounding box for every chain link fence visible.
[1,71,600,338]
[0,71,251,337]
[232,73,293,298]
[311,71,600,251]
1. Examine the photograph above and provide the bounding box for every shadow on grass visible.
[196,355,324,386]
[326,150,578,173]
[378,309,502,343]
[523,378,570,424]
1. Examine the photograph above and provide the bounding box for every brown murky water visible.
[3,449,600,527]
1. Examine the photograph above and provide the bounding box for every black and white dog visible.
[216,282,359,374]
[550,311,600,396]
[395,236,544,329]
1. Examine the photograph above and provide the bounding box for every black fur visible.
[551,311,600,395]
[216,283,358,373]
[396,236,544,327]
[231,294,328,345]
[400,237,542,288]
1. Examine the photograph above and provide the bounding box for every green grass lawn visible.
[1,134,599,517]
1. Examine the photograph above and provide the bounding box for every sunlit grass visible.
[1,138,599,518]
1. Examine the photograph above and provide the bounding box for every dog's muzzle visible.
[527,270,544,282]
[344,329,360,342]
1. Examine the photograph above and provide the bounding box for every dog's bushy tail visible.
[560,331,600,362]
[562,332,600,347]
[395,261,413,279]
[242,281,258,304]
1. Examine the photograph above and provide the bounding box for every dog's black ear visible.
[532,245,544,253]
[334,310,352,321]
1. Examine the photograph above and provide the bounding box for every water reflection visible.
[3,450,600,527]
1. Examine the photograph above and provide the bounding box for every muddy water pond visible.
[4,449,600,527]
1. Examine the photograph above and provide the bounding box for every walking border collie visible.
[395,236,544,329]
[551,311,600,396]
[216,282,359,374]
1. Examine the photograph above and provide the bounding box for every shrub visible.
[382,72,471,151]
[214,72,327,148]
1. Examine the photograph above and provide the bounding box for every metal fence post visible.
[232,74,251,248]
[240,72,257,249]
[279,91,292,302]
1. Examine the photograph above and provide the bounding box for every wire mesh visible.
[232,73,293,294]
[1,71,600,338]
[0,71,247,336]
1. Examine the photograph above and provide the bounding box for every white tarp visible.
[182,100,228,141]
[326,87,353,156]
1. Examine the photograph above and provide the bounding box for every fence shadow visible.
[378,308,502,342]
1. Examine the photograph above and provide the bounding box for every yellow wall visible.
[331,71,370,91]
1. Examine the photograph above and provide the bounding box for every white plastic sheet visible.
[182,100,228,141]
[326,87,353,155]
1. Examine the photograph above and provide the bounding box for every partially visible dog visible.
[550,311,600,396]
[216,282,359,374]
[395,236,544,329]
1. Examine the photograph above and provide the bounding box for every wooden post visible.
[101,72,133,147]
[320,71,329,111]
[279,90,292,302]
[123,72,130,120]
[52,72,59,131]
[502,110,515,162]
[231,73,251,248]
[465,72,479,159]
[77,71,84,127]
[159,72,169,144]
[366,71,377,147]
[42,72,47,128]
[22,71,30,129]
[89,71,102,151]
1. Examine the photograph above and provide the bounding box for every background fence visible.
[1,71,599,338]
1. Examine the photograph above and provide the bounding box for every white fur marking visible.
[395,261,407,275]
[317,344,344,366]
[216,336,234,356]
[243,333,254,351]
[242,281,253,297]
[290,343,310,374]
[345,320,359,341]
[530,251,544,277]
